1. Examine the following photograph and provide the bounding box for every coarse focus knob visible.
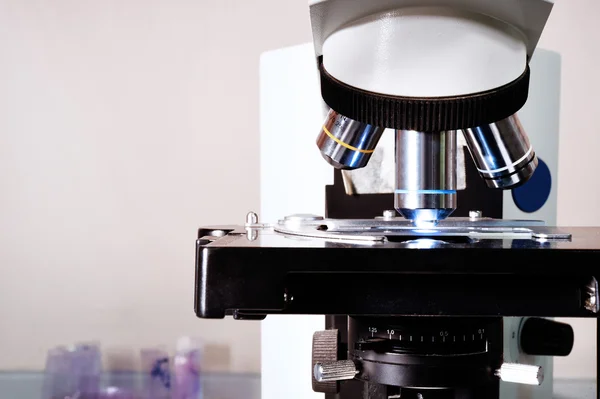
[314,360,358,382]
[495,363,544,385]
[520,317,574,357]
[312,330,340,393]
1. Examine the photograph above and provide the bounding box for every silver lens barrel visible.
[316,109,385,170]
[462,113,537,189]
[394,130,457,227]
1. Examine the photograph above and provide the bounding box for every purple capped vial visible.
[140,347,171,399]
[171,337,203,399]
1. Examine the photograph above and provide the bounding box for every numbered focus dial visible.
[353,318,490,355]
[347,316,504,389]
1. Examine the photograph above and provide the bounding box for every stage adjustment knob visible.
[495,363,544,385]
[314,360,358,382]
[312,330,341,393]
[520,317,574,356]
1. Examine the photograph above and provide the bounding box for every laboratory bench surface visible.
[0,371,260,399]
[0,372,595,399]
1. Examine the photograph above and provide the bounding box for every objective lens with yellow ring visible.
[316,109,385,170]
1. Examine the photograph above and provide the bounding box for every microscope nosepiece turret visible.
[312,4,547,225]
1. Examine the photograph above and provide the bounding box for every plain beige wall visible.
[0,0,311,373]
[0,0,598,377]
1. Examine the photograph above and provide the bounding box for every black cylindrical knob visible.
[520,318,574,357]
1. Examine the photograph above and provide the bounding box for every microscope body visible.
[256,36,565,398]
[194,1,600,398]
[304,2,565,397]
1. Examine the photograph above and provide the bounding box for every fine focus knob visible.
[520,317,574,357]
[312,330,340,393]
[314,360,358,382]
[495,363,544,385]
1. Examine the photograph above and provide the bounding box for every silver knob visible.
[382,210,396,220]
[469,210,483,219]
[314,360,358,382]
[312,330,340,393]
[245,211,258,225]
[495,363,544,385]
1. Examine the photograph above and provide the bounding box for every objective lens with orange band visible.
[316,109,386,170]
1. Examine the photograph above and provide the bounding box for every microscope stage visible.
[195,215,600,320]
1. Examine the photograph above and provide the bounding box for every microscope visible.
[195,1,600,398]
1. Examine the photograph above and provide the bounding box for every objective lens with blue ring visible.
[394,129,458,227]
